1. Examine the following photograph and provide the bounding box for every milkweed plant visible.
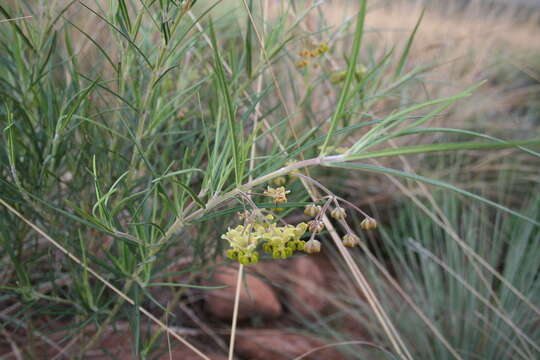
[0,0,539,359]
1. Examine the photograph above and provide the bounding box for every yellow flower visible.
[309,49,320,58]
[260,222,307,259]
[222,224,261,264]
[330,71,347,84]
[263,186,291,204]
[317,42,329,54]
[223,214,307,263]
[296,60,309,69]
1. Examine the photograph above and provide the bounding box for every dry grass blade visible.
[228,264,244,360]
[320,212,413,360]
[0,15,32,23]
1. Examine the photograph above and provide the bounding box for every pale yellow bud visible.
[361,217,377,230]
[272,176,287,186]
[342,234,360,247]
[308,220,325,233]
[304,204,321,217]
[330,207,347,220]
[304,239,321,254]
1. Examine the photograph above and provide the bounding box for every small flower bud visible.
[318,42,329,54]
[287,240,305,251]
[263,243,273,253]
[304,239,321,254]
[330,207,347,220]
[330,71,347,84]
[342,234,360,247]
[272,248,291,259]
[296,60,309,69]
[239,252,259,265]
[284,247,293,257]
[264,186,290,204]
[272,176,287,186]
[304,204,321,217]
[226,249,239,260]
[355,64,367,79]
[237,210,251,220]
[361,217,378,230]
[308,220,325,233]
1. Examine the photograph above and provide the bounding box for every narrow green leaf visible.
[395,8,425,78]
[348,82,484,154]
[320,0,367,155]
[343,140,540,161]
[0,5,35,52]
[66,19,116,71]
[328,162,540,226]
[117,0,132,33]
[245,0,254,77]
[152,168,203,183]
[379,127,540,158]
[172,179,206,209]
[208,18,243,186]
[79,2,152,68]
[146,283,227,289]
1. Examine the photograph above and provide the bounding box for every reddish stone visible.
[285,256,329,317]
[204,265,282,321]
[234,329,347,360]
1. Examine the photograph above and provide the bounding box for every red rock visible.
[204,265,282,320]
[248,259,289,285]
[234,329,347,360]
[285,256,329,317]
[157,348,227,360]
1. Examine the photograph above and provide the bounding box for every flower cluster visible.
[222,224,261,265]
[263,186,290,203]
[222,217,309,265]
[303,201,378,249]
[296,41,330,68]
[261,222,308,259]
[221,182,379,265]
[329,64,368,84]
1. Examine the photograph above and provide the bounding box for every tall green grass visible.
[0,0,539,358]
[282,164,539,359]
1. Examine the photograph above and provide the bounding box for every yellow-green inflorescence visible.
[222,219,309,265]
[222,183,311,265]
